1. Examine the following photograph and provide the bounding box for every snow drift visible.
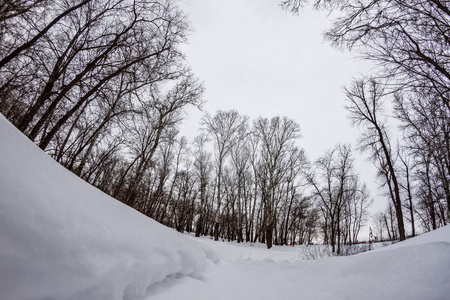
[156,228,450,300]
[0,114,209,300]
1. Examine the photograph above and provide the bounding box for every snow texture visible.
[1,113,449,300]
[151,232,450,300]
[0,114,209,300]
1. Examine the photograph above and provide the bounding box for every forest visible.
[0,0,448,253]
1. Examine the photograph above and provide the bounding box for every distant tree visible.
[289,195,319,245]
[341,176,373,245]
[374,206,398,242]
[306,144,368,253]
[253,116,301,249]
[229,135,252,243]
[278,145,308,245]
[145,134,177,220]
[192,134,213,237]
[202,110,248,241]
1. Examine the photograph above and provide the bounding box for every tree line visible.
[1,0,448,249]
[0,0,203,209]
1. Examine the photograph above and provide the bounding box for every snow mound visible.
[316,238,450,300]
[157,228,450,300]
[0,114,209,300]
[373,225,450,252]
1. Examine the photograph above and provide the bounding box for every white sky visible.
[178,0,386,232]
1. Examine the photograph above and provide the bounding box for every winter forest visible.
[0,0,449,256]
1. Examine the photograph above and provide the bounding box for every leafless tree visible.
[281,0,449,235]
[253,116,301,249]
[202,109,249,241]
[346,78,406,240]
[0,0,93,69]
[229,135,253,243]
[306,144,367,253]
[395,90,449,228]
[397,149,417,236]
[342,178,372,245]
[1,0,193,154]
[117,75,203,207]
[282,0,450,108]
[192,134,213,237]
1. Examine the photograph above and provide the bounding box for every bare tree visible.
[395,90,450,227]
[118,75,203,207]
[279,146,308,245]
[306,144,366,253]
[398,148,416,236]
[281,0,449,235]
[202,109,248,241]
[1,0,193,157]
[192,134,213,237]
[344,178,372,245]
[346,78,406,241]
[230,135,253,243]
[281,0,450,110]
[253,116,301,249]
[0,0,93,69]
[374,202,398,242]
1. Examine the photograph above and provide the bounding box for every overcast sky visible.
[177,0,384,227]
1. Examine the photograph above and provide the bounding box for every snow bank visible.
[158,228,450,300]
[303,235,450,300]
[0,114,209,300]
[373,225,450,252]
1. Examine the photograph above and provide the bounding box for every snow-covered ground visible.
[1,112,449,300]
[166,230,450,300]
[0,114,209,300]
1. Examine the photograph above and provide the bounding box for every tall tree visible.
[345,78,406,241]
[192,133,213,237]
[306,144,364,253]
[395,91,450,227]
[119,75,203,207]
[202,109,248,241]
[253,116,301,249]
[281,0,450,233]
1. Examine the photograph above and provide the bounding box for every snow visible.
[0,114,209,300]
[1,112,449,300]
[151,235,450,300]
